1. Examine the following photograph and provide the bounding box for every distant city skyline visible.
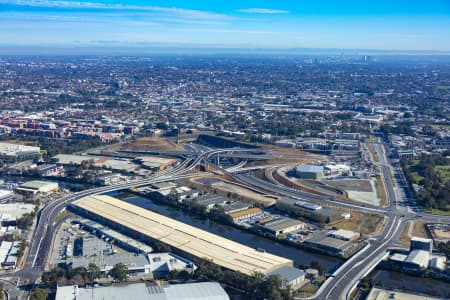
[1,0,450,52]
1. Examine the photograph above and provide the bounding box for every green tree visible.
[30,288,48,300]
[310,261,326,276]
[177,270,191,282]
[41,268,66,286]
[109,263,128,282]
[86,263,101,283]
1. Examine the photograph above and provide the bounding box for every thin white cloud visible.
[0,0,228,19]
[181,28,293,35]
[236,8,289,14]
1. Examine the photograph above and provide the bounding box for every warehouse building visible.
[276,197,342,224]
[70,195,293,275]
[410,236,433,253]
[256,217,305,237]
[75,220,153,254]
[15,180,59,195]
[403,250,430,272]
[295,165,324,180]
[0,189,14,202]
[227,207,263,223]
[266,265,306,290]
[302,232,356,257]
[147,252,196,278]
[0,142,41,162]
[0,241,20,270]
[56,282,230,300]
[70,253,151,277]
[366,287,440,300]
[0,203,35,226]
[328,229,360,242]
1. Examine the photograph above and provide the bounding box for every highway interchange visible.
[1,143,449,300]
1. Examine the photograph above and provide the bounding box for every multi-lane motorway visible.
[1,144,449,300]
[229,142,449,300]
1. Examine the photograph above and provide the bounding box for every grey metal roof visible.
[57,282,229,300]
[163,282,229,300]
[296,164,324,173]
[266,266,305,283]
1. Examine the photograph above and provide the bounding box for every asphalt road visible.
[0,148,255,290]
[1,145,447,300]
[231,142,444,300]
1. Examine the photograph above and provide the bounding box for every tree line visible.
[402,154,450,210]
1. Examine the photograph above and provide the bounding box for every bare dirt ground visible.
[412,221,432,239]
[398,221,413,246]
[398,220,432,246]
[325,179,374,192]
[190,177,277,207]
[334,211,385,235]
[120,137,184,151]
[247,145,326,166]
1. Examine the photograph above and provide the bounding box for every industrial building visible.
[328,229,360,242]
[403,250,431,271]
[70,253,151,277]
[15,180,59,195]
[256,217,305,237]
[302,231,357,257]
[388,237,448,275]
[276,197,342,224]
[35,163,64,176]
[266,265,306,290]
[366,287,440,300]
[0,241,20,270]
[228,207,263,223]
[70,195,293,275]
[0,142,41,162]
[0,203,37,226]
[295,165,324,179]
[75,220,153,253]
[73,235,112,257]
[0,189,13,202]
[56,282,230,300]
[410,236,433,253]
[147,252,196,278]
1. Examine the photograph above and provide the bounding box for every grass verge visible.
[424,208,450,216]
[398,221,412,245]
[366,144,379,163]
[375,175,388,206]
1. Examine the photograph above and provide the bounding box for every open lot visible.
[325,179,380,206]
[248,145,325,166]
[191,177,276,207]
[325,179,373,192]
[335,211,384,235]
[120,137,184,151]
[398,220,432,246]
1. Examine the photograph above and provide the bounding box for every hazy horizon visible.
[1,0,450,52]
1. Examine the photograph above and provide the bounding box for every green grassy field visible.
[434,165,450,183]
[424,208,450,216]
[375,175,388,206]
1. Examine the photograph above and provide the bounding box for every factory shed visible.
[71,195,293,275]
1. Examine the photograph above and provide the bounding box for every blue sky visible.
[1,0,450,51]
